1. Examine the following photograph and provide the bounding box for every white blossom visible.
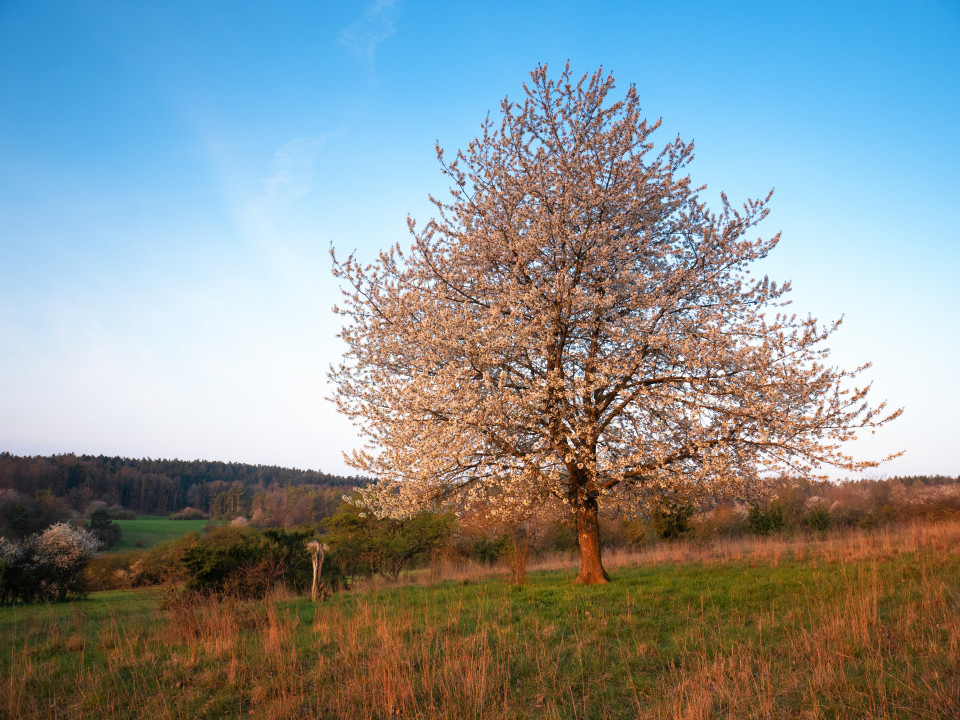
[37,522,102,570]
[330,64,900,583]
[1,523,101,602]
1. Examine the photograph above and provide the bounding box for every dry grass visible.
[536,517,960,573]
[393,518,960,589]
[2,519,959,719]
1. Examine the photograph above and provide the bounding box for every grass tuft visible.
[1,519,959,718]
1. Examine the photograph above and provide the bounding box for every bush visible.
[539,519,578,553]
[176,526,337,598]
[86,508,122,548]
[0,523,101,603]
[651,505,693,541]
[691,504,749,541]
[130,541,188,587]
[598,517,649,549]
[107,506,137,520]
[806,503,832,533]
[324,503,455,581]
[464,535,509,563]
[169,507,209,520]
[84,551,142,591]
[747,502,788,536]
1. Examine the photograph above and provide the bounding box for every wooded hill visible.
[0,452,362,525]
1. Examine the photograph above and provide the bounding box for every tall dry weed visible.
[2,518,959,719]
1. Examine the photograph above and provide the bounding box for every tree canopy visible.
[330,64,900,583]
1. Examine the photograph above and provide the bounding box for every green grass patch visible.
[2,525,959,719]
[109,515,212,552]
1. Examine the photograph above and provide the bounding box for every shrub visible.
[691,504,748,540]
[651,505,694,541]
[747,502,788,536]
[597,516,649,549]
[0,523,101,603]
[171,526,345,598]
[464,535,509,564]
[806,503,832,533]
[131,541,187,587]
[540,519,578,553]
[86,508,122,548]
[169,507,209,520]
[84,551,142,591]
[324,503,455,581]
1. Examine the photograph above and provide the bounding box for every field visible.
[2,521,959,719]
[108,516,212,553]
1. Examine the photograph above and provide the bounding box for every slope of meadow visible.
[2,520,958,719]
[108,516,213,553]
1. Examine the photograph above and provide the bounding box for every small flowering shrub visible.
[0,522,101,603]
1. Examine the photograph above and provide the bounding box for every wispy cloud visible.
[338,0,400,66]
[259,136,332,210]
[236,132,343,290]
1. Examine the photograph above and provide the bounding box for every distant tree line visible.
[0,453,364,537]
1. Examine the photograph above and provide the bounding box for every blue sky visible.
[1,0,957,478]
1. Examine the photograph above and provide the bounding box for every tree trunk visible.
[574,499,610,584]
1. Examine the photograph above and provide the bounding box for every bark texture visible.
[574,500,610,584]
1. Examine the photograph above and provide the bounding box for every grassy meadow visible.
[2,520,959,719]
[108,516,212,553]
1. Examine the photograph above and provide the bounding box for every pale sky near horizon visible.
[1,1,957,479]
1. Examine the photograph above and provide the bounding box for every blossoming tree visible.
[0,522,101,602]
[330,64,900,584]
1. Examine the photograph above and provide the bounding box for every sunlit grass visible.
[109,516,212,553]
[2,520,959,719]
